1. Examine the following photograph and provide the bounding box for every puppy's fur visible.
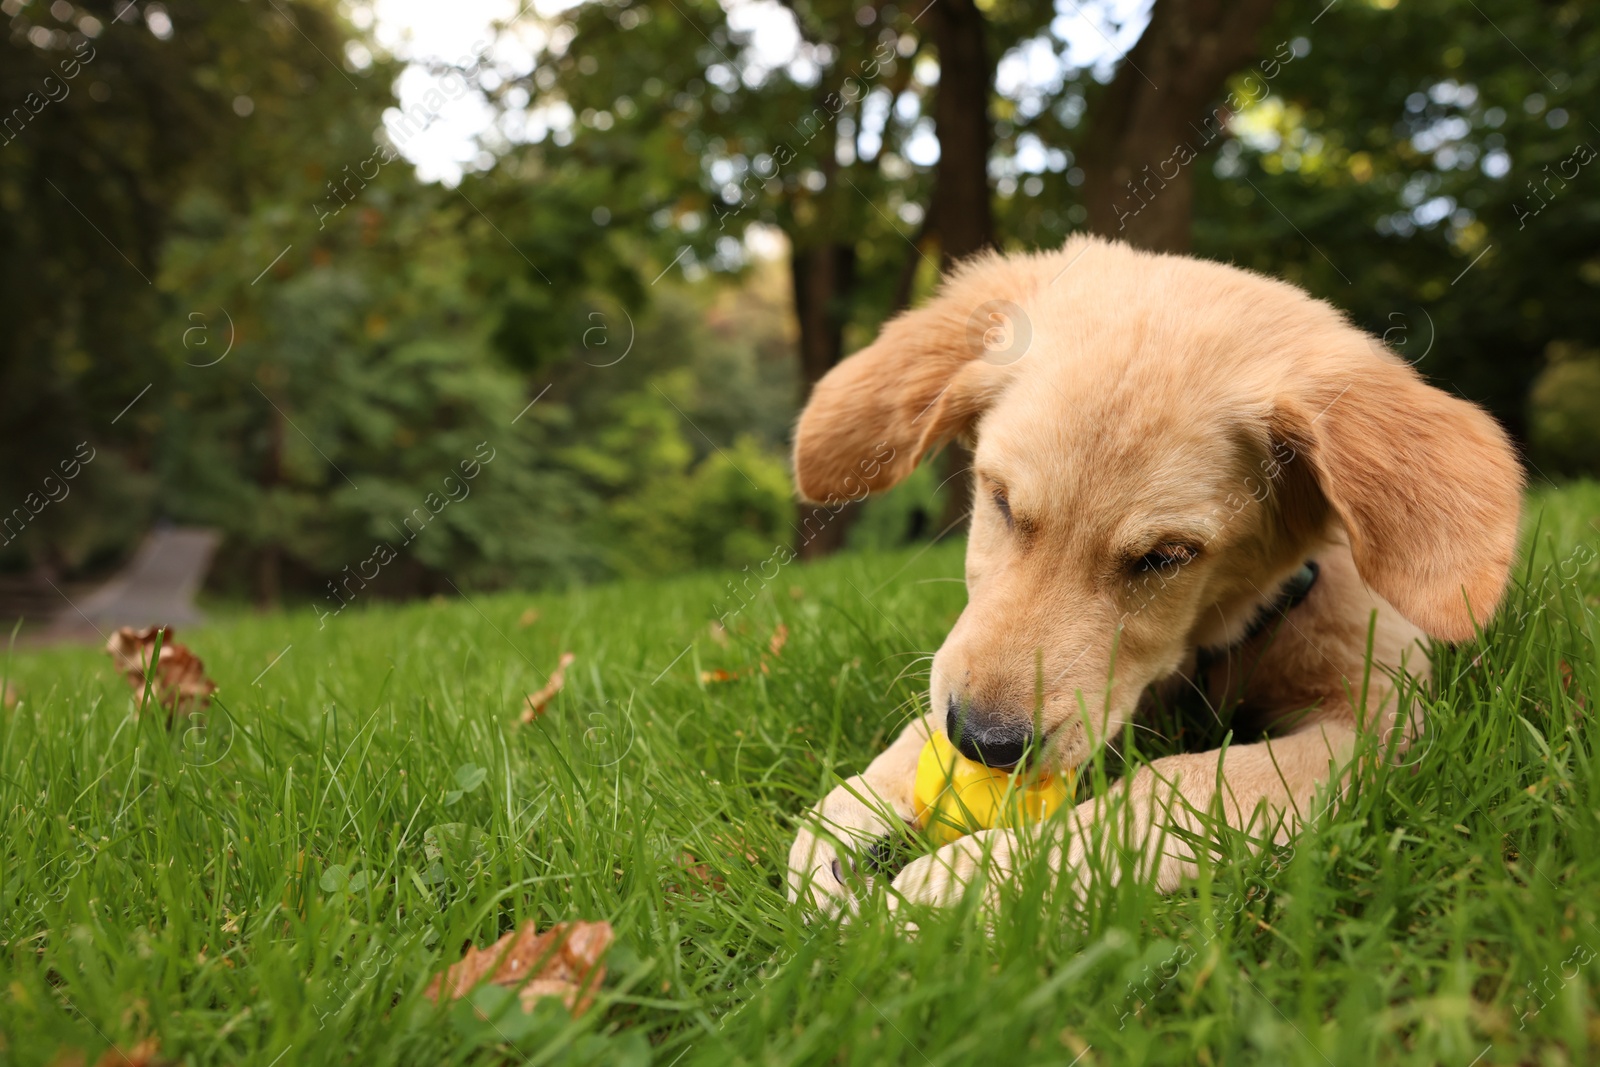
[786,237,1523,911]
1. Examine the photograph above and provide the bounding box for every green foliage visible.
[0,1,799,603]
[510,0,1056,332]
[0,0,384,573]
[846,461,945,552]
[3,484,1599,1064]
[1186,0,1599,438]
[606,430,795,577]
[1528,344,1600,477]
[152,172,596,598]
[561,281,799,580]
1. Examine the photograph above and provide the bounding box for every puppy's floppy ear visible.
[792,259,1020,504]
[1273,346,1524,642]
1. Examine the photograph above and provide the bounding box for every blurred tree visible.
[1188,0,1599,445]
[1078,0,1280,250]
[1527,343,1600,477]
[504,0,1066,553]
[156,181,594,604]
[928,0,998,265]
[1,0,800,610]
[0,0,387,578]
[156,147,798,603]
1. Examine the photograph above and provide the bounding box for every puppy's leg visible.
[890,719,1356,909]
[788,712,937,912]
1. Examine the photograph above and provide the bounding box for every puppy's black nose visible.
[946,699,1032,769]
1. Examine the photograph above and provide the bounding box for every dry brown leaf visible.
[425,920,613,1017]
[521,652,575,723]
[666,851,725,897]
[104,626,216,718]
[699,623,787,684]
[713,831,762,865]
[1559,659,1588,713]
[86,1038,165,1067]
[194,947,235,969]
[678,851,716,884]
[517,608,540,628]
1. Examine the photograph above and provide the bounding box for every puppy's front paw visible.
[787,776,913,914]
[786,826,855,916]
[889,829,1017,910]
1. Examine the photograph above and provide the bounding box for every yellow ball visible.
[912,731,1073,846]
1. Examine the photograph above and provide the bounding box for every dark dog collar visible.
[1238,560,1320,645]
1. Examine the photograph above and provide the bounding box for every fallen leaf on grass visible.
[1559,659,1587,712]
[49,1038,168,1067]
[105,626,216,717]
[517,608,540,628]
[680,852,715,881]
[701,622,790,684]
[666,851,726,897]
[521,652,575,723]
[425,920,613,1017]
[95,1039,167,1067]
[713,831,762,866]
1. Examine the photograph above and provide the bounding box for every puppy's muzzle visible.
[946,699,1033,769]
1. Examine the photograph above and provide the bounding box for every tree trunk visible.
[928,0,995,270]
[928,0,997,534]
[791,242,858,392]
[789,0,1000,557]
[256,400,285,610]
[257,545,281,610]
[1080,0,1281,252]
[791,240,861,559]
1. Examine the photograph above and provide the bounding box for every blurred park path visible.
[36,527,220,644]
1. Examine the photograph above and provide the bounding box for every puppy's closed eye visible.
[1132,542,1199,574]
[992,486,1012,529]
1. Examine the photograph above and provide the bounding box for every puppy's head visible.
[794,238,1523,771]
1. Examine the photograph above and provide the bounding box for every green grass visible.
[3,482,1599,1066]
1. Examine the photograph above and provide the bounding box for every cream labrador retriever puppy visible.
[786,236,1522,912]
